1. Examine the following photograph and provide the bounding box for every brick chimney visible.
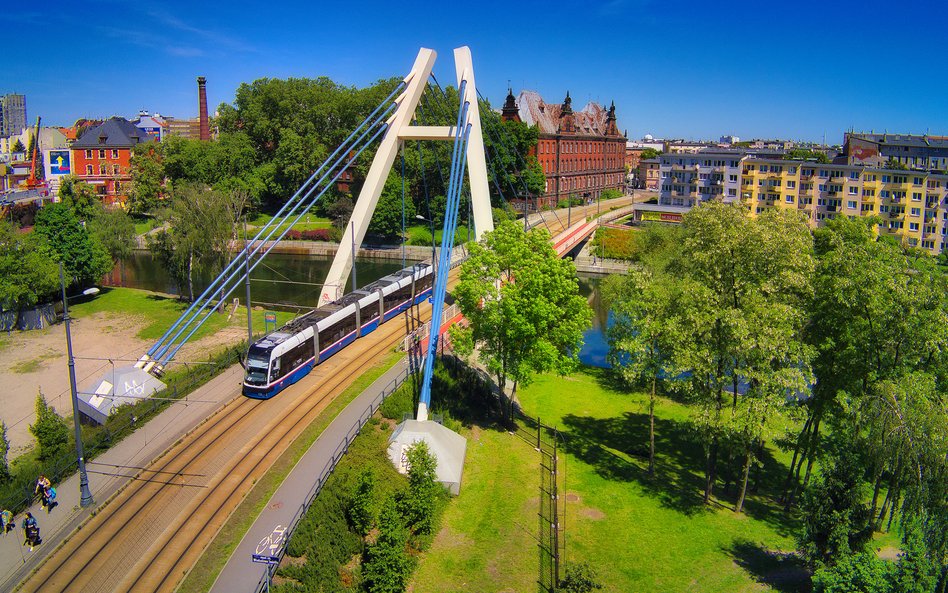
[197,76,209,141]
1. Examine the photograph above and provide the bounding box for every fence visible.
[511,413,566,593]
[254,361,415,593]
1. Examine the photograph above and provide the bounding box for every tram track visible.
[19,302,434,593]
[17,198,628,593]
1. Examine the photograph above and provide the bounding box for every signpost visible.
[264,311,277,333]
[252,525,286,593]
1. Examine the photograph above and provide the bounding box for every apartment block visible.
[741,160,948,252]
[658,151,745,207]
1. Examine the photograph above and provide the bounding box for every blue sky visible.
[3,0,947,143]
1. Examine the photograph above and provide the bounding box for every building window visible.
[911,207,921,216]
[84,149,92,159]
[85,165,93,175]
[786,196,794,203]
[910,222,919,231]
[98,149,106,159]
[847,200,857,209]
[849,187,858,195]
[111,149,119,159]
[912,192,922,201]
[99,164,107,175]
[113,165,121,175]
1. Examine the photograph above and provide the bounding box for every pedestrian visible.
[22,512,40,550]
[35,475,51,509]
[1,509,13,534]
[44,485,58,513]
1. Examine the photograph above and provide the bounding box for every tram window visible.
[270,358,281,381]
[245,353,270,385]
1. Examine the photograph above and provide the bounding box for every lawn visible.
[249,212,332,235]
[413,366,808,593]
[69,286,297,342]
[517,367,805,592]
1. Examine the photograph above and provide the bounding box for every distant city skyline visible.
[2,0,947,143]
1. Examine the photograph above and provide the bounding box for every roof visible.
[848,133,948,149]
[73,117,151,149]
[514,90,617,137]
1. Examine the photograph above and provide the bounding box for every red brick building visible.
[71,117,151,206]
[501,89,626,208]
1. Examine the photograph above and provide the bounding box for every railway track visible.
[17,197,629,593]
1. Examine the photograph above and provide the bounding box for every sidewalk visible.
[0,365,242,592]
[210,357,412,593]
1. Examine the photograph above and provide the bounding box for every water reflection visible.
[106,251,411,311]
[577,275,614,368]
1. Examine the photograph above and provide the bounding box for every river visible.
[108,251,616,367]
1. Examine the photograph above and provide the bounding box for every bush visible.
[399,441,440,535]
[557,562,604,593]
[362,497,413,593]
[349,469,378,537]
[406,226,433,247]
[811,553,893,593]
[600,188,624,201]
[29,391,69,461]
[284,228,333,241]
[380,382,415,421]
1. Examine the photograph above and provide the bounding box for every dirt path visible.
[0,310,243,456]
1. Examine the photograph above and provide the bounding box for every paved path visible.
[210,357,412,593]
[0,365,242,592]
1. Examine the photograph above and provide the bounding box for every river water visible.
[108,251,616,367]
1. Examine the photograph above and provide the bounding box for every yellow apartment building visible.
[741,159,948,253]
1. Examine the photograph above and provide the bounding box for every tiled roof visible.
[514,90,613,136]
[850,133,948,149]
[73,117,151,148]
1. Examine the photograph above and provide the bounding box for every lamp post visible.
[59,263,96,508]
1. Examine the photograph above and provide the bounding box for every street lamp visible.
[59,262,98,508]
[416,214,437,273]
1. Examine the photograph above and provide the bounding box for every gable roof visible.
[72,117,151,149]
[514,90,614,137]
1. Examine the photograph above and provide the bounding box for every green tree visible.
[811,553,894,593]
[348,469,378,537]
[148,183,239,301]
[604,267,676,475]
[89,207,136,264]
[11,138,25,153]
[400,441,440,535]
[0,421,10,482]
[33,202,112,288]
[667,204,814,506]
[452,220,592,421]
[639,147,662,160]
[361,497,413,593]
[129,142,165,215]
[799,451,873,566]
[785,148,830,163]
[29,391,69,461]
[0,221,59,309]
[57,176,102,222]
[369,173,416,239]
[893,520,938,593]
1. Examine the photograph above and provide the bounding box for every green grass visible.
[249,212,332,235]
[10,351,58,373]
[68,287,296,342]
[178,350,405,593]
[132,216,158,236]
[410,425,538,593]
[515,367,805,592]
[405,224,470,247]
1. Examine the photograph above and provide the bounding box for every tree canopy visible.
[452,220,591,419]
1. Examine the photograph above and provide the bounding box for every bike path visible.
[0,365,242,592]
[209,356,411,593]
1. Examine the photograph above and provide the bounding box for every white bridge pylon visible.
[318,46,494,305]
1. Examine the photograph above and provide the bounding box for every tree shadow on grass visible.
[725,539,811,593]
[559,411,711,516]
[558,411,802,536]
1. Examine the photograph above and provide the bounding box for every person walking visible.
[22,512,40,551]
[35,475,51,510]
[1,509,13,534]
[44,485,58,513]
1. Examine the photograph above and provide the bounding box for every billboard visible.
[46,150,71,177]
[640,211,683,223]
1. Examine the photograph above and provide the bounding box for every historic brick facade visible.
[501,90,626,208]
[71,117,151,206]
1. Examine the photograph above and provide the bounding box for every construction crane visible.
[22,116,46,191]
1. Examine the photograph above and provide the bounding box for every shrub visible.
[284,228,333,241]
[349,469,378,537]
[380,382,415,421]
[557,562,604,593]
[406,226,433,247]
[600,188,624,200]
[29,391,69,461]
[362,497,413,593]
[399,441,440,535]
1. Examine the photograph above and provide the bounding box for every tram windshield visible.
[245,353,270,385]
